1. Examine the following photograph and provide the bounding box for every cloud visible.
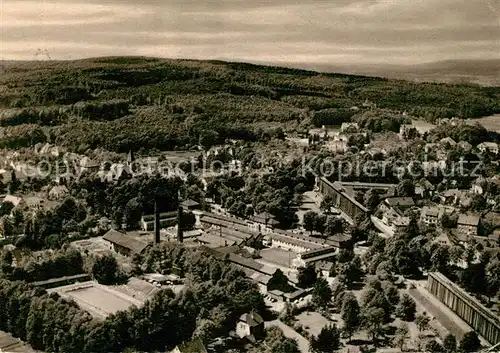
[1,0,498,65]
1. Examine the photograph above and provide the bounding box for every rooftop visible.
[429,272,500,334]
[2,194,22,207]
[239,312,264,327]
[251,212,279,226]
[175,337,207,353]
[458,214,480,227]
[31,273,90,287]
[422,206,440,217]
[385,197,415,208]
[478,142,498,148]
[266,232,323,251]
[102,229,151,254]
[320,178,369,213]
[440,137,457,145]
[180,199,200,208]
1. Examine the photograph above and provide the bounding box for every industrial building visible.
[318,177,369,221]
[427,272,500,345]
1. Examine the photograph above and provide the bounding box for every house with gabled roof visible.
[171,337,207,353]
[477,142,499,155]
[236,312,264,342]
[457,214,480,240]
[102,229,151,256]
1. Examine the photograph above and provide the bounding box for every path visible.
[407,282,472,341]
[266,320,310,353]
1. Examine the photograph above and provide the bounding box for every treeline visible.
[0,99,130,127]
[354,109,410,133]
[0,245,265,352]
[74,174,183,230]
[0,247,84,282]
[52,110,287,153]
[429,122,500,145]
[311,108,358,127]
[0,124,47,149]
[1,58,499,152]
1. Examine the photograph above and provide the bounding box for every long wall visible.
[427,272,500,345]
[318,177,369,220]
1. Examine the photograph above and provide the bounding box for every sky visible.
[1,0,499,66]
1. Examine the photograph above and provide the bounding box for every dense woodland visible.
[0,58,499,153]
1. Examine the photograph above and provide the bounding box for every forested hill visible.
[0,57,499,153]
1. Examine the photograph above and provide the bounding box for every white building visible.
[477,142,499,155]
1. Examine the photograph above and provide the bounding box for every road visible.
[266,320,310,353]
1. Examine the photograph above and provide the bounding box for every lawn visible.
[296,311,331,337]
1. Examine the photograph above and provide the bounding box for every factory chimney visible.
[177,206,184,243]
[154,198,160,244]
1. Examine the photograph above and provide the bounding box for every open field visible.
[475,114,500,132]
[296,311,330,337]
[49,281,143,319]
[0,331,37,353]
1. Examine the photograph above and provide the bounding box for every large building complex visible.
[318,177,369,221]
[427,272,500,345]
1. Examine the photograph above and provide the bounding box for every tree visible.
[312,278,332,310]
[92,254,120,285]
[314,214,327,236]
[431,245,450,274]
[486,261,500,301]
[469,194,486,212]
[310,324,340,353]
[382,282,399,305]
[331,281,347,311]
[181,211,196,231]
[325,216,344,236]
[320,195,334,213]
[441,213,458,229]
[272,338,301,353]
[338,248,355,263]
[0,201,15,217]
[449,245,464,264]
[0,215,14,238]
[112,208,123,229]
[341,292,361,342]
[199,129,219,150]
[267,269,292,293]
[363,189,380,211]
[363,307,386,345]
[297,264,318,289]
[396,179,414,197]
[124,198,142,230]
[280,301,295,325]
[265,326,300,353]
[396,293,416,321]
[415,312,430,332]
[347,256,364,283]
[303,211,317,235]
[443,333,457,353]
[328,263,337,278]
[393,323,410,351]
[459,331,481,352]
[426,339,445,353]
